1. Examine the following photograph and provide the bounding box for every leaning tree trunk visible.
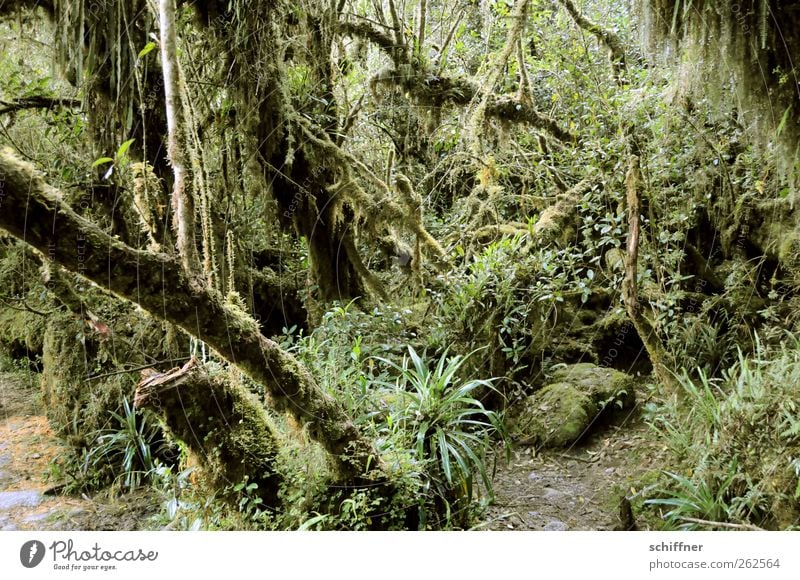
[134,358,283,503]
[0,148,379,482]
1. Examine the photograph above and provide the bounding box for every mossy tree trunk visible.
[134,359,283,504]
[0,149,379,483]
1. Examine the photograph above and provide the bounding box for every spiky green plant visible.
[645,466,738,529]
[375,346,508,524]
[86,398,166,490]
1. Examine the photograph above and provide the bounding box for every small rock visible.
[544,520,568,531]
[527,471,542,481]
[604,467,616,476]
[0,490,43,510]
[527,511,540,518]
[542,488,563,502]
[2,524,19,531]
[29,453,42,460]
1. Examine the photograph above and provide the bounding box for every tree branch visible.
[338,21,404,66]
[341,17,576,142]
[0,147,379,482]
[556,0,627,84]
[0,95,81,116]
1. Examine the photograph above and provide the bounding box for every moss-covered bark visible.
[0,148,379,481]
[134,360,282,504]
[41,313,130,440]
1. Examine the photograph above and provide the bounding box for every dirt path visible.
[480,415,667,531]
[0,372,89,530]
[0,372,162,531]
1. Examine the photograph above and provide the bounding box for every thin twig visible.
[0,295,58,316]
[677,516,765,531]
[86,358,191,381]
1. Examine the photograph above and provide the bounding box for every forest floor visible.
[479,400,669,531]
[0,372,160,531]
[1,372,666,531]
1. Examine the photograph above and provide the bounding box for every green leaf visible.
[298,513,328,531]
[92,157,114,168]
[437,430,452,484]
[138,42,157,59]
[776,105,792,138]
[116,138,135,160]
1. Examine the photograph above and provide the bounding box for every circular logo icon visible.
[20,540,46,568]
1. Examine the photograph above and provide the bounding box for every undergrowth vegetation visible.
[645,335,800,530]
[0,0,799,531]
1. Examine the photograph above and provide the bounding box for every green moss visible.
[508,363,637,447]
[541,382,590,446]
[139,367,283,504]
[41,313,132,439]
[777,231,800,268]
[0,307,46,362]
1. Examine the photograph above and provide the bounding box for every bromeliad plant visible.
[374,346,508,526]
[85,398,167,491]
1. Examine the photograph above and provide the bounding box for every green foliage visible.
[77,399,168,492]
[645,335,800,529]
[4,0,800,533]
[374,346,507,526]
[89,400,165,488]
[645,467,738,529]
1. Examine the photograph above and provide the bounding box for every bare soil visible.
[0,372,160,531]
[479,410,668,531]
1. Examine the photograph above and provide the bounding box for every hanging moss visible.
[41,312,130,441]
[52,1,152,152]
[0,243,48,366]
[0,308,46,366]
[39,290,183,446]
[637,0,800,187]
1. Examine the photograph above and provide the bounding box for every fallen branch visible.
[677,516,765,531]
[86,357,192,381]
